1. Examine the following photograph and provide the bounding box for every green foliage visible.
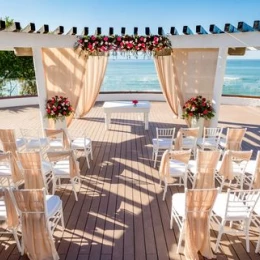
[0,17,37,96]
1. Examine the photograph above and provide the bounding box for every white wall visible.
[0,94,259,108]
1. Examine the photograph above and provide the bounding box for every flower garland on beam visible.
[74,35,172,58]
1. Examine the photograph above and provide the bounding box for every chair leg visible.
[170,213,174,229]
[71,179,78,201]
[163,183,167,201]
[153,151,158,168]
[52,178,57,195]
[255,229,260,253]
[245,219,250,252]
[215,220,226,252]
[60,205,65,231]
[90,144,93,160]
[177,225,184,253]
[13,229,22,253]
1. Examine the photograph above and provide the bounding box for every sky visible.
[0,0,260,58]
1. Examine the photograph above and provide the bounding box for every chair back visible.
[0,152,23,186]
[47,150,80,178]
[18,151,47,189]
[159,149,191,179]
[11,189,59,260]
[201,127,223,150]
[193,149,221,189]
[44,128,70,149]
[175,128,199,156]
[155,127,175,147]
[224,189,260,219]
[0,129,19,160]
[219,150,252,181]
[184,188,219,260]
[252,151,260,189]
[226,127,247,150]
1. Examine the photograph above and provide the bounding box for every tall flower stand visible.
[49,117,67,130]
[190,117,204,137]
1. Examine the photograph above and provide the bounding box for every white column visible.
[32,47,48,134]
[210,47,228,127]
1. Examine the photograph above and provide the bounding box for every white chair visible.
[20,128,48,152]
[152,127,175,168]
[216,150,253,190]
[47,150,81,201]
[0,129,25,151]
[251,194,260,253]
[219,127,247,151]
[244,151,260,189]
[17,151,53,192]
[197,127,223,150]
[188,149,221,189]
[0,188,21,252]
[159,149,191,200]
[211,189,260,253]
[174,127,199,159]
[11,188,62,258]
[68,131,93,169]
[170,188,218,258]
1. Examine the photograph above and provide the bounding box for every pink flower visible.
[104,36,108,41]
[91,36,96,41]
[117,36,122,41]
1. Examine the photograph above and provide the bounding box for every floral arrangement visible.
[74,35,172,57]
[46,95,73,121]
[182,95,215,120]
[132,100,138,106]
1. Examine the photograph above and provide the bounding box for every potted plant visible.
[46,95,74,129]
[182,95,215,136]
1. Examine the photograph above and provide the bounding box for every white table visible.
[103,101,151,130]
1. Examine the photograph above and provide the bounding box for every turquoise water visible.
[101,58,260,97]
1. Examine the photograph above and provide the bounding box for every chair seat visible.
[26,138,48,149]
[48,139,63,149]
[42,160,52,175]
[169,159,187,176]
[213,193,249,219]
[152,138,172,149]
[182,137,196,148]
[53,160,70,176]
[197,137,218,148]
[0,164,12,176]
[245,160,257,175]
[71,138,91,149]
[16,138,26,148]
[218,138,226,148]
[188,160,196,173]
[0,200,7,219]
[171,193,185,217]
[46,195,62,218]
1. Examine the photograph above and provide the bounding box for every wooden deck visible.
[0,101,260,260]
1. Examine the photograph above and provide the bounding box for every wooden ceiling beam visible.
[67,27,77,35]
[170,27,178,35]
[22,23,35,33]
[5,22,21,32]
[82,27,89,36]
[37,25,49,34]
[237,22,254,32]
[224,23,238,33]
[183,26,193,35]
[209,24,224,34]
[53,26,64,35]
[196,25,208,34]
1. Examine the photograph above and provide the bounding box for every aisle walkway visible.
[0,101,259,260]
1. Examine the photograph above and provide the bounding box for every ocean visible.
[101,58,260,97]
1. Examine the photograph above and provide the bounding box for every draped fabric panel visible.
[154,55,179,115]
[253,152,260,189]
[13,190,59,260]
[154,49,218,126]
[76,55,108,117]
[42,48,87,126]
[184,189,218,260]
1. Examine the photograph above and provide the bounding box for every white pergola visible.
[0,21,260,128]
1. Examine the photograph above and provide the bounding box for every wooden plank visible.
[37,24,49,34]
[21,23,35,33]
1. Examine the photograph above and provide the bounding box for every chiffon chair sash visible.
[13,190,59,260]
[45,129,70,149]
[0,129,19,160]
[174,128,199,150]
[0,189,19,229]
[194,150,221,189]
[219,150,252,181]
[253,152,260,189]
[18,152,45,189]
[159,150,190,183]
[184,189,218,260]
[226,128,246,150]
[47,150,80,178]
[0,152,23,185]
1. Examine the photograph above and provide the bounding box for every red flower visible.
[189,113,193,117]
[132,100,138,105]
[117,36,122,41]
[104,36,108,41]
